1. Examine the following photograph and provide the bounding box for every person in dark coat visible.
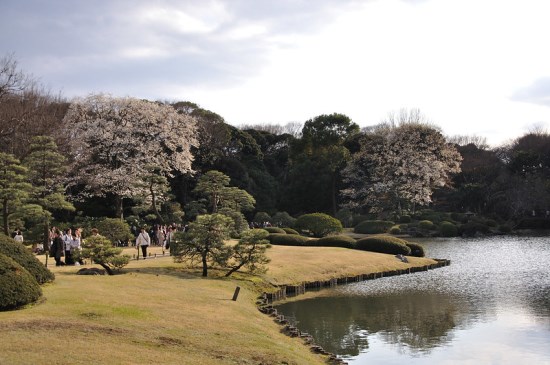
[50,229,65,266]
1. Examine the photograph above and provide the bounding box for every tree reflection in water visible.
[277,291,471,357]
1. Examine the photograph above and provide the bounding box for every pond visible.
[275,236,550,364]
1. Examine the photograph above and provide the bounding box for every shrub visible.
[310,235,356,249]
[352,214,374,226]
[439,221,459,237]
[484,219,498,227]
[418,220,435,231]
[389,225,401,235]
[271,212,296,228]
[354,220,394,234]
[253,212,272,225]
[282,227,299,235]
[459,222,490,236]
[406,242,425,257]
[498,224,512,233]
[0,253,42,311]
[515,218,550,230]
[294,213,343,238]
[399,215,411,223]
[268,234,310,246]
[418,210,444,223]
[263,227,286,234]
[355,235,411,255]
[95,218,134,246]
[335,208,354,228]
[451,212,468,223]
[75,235,130,275]
[0,235,54,284]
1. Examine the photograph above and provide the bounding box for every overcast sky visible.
[2,0,550,146]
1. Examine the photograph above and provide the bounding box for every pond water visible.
[275,236,550,364]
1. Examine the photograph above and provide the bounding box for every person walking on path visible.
[135,227,151,259]
[50,229,65,266]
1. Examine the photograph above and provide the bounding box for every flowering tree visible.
[62,94,198,218]
[342,123,462,214]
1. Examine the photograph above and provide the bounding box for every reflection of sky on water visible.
[275,236,550,364]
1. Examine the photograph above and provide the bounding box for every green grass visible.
[0,244,437,364]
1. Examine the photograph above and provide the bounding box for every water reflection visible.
[275,236,550,363]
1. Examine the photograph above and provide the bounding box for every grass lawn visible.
[0,244,437,364]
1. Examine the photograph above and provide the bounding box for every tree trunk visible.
[115,195,124,220]
[44,220,50,268]
[201,252,208,277]
[331,173,337,216]
[99,263,114,276]
[150,182,164,223]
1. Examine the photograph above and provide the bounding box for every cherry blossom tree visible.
[341,122,462,214]
[62,94,198,218]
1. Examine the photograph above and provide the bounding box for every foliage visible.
[309,234,356,249]
[225,229,271,277]
[194,170,255,213]
[389,225,402,235]
[263,227,286,234]
[62,94,198,218]
[498,224,512,233]
[218,207,249,238]
[268,233,310,246]
[294,213,343,238]
[281,227,299,235]
[271,211,296,228]
[405,242,425,257]
[0,152,35,235]
[355,235,412,255]
[399,215,412,223]
[0,234,54,284]
[76,235,130,275]
[418,220,435,231]
[335,208,354,228]
[342,121,462,214]
[459,222,490,237]
[172,214,234,277]
[95,218,134,246]
[354,220,394,234]
[439,221,459,237]
[253,211,272,225]
[515,218,550,230]
[0,253,42,311]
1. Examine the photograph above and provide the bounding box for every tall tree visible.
[342,122,462,214]
[23,136,74,261]
[0,152,33,235]
[62,94,198,218]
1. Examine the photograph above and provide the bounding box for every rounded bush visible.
[0,235,54,284]
[439,221,459,237]
[282,227,299,235]
[399,215,411,223]
[351,215,374,226]
[460,222,490,236]
[271,212,296,228]
[389,225,401,235]
[498,224,512,233]
[263,227,286,234]
[95,218,134,245]
[355,236,411,255]
[268,234,310,246]
[418,220,435,231]
[0,253,42,311]
[406,242,425,257]
[310,235,356,249]
[294,213,343,238]
[354,220,394,234]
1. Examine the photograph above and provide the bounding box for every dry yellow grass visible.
[0,243,438,364]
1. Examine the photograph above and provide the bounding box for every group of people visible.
[49,227,91,266]
[133,224,179,259]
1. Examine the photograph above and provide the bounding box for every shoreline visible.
[257,257,451,364]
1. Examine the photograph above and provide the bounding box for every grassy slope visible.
[0,244,436,364]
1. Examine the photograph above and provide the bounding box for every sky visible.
[2,0,550,147]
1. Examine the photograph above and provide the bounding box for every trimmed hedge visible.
[418,220,435,231]
[389,225,401,235]
[294,213,343,238]
[268,234,310,246]
[406,242,425,257]
[0,253,42,311]
[399,215,411,223]
[0,235,54,284]
[355,235,411,255]
[309,235,356,249]
[263,227,286,234]
[282,227,299,235]
[439,221,459,237]
[354,220,394,234]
